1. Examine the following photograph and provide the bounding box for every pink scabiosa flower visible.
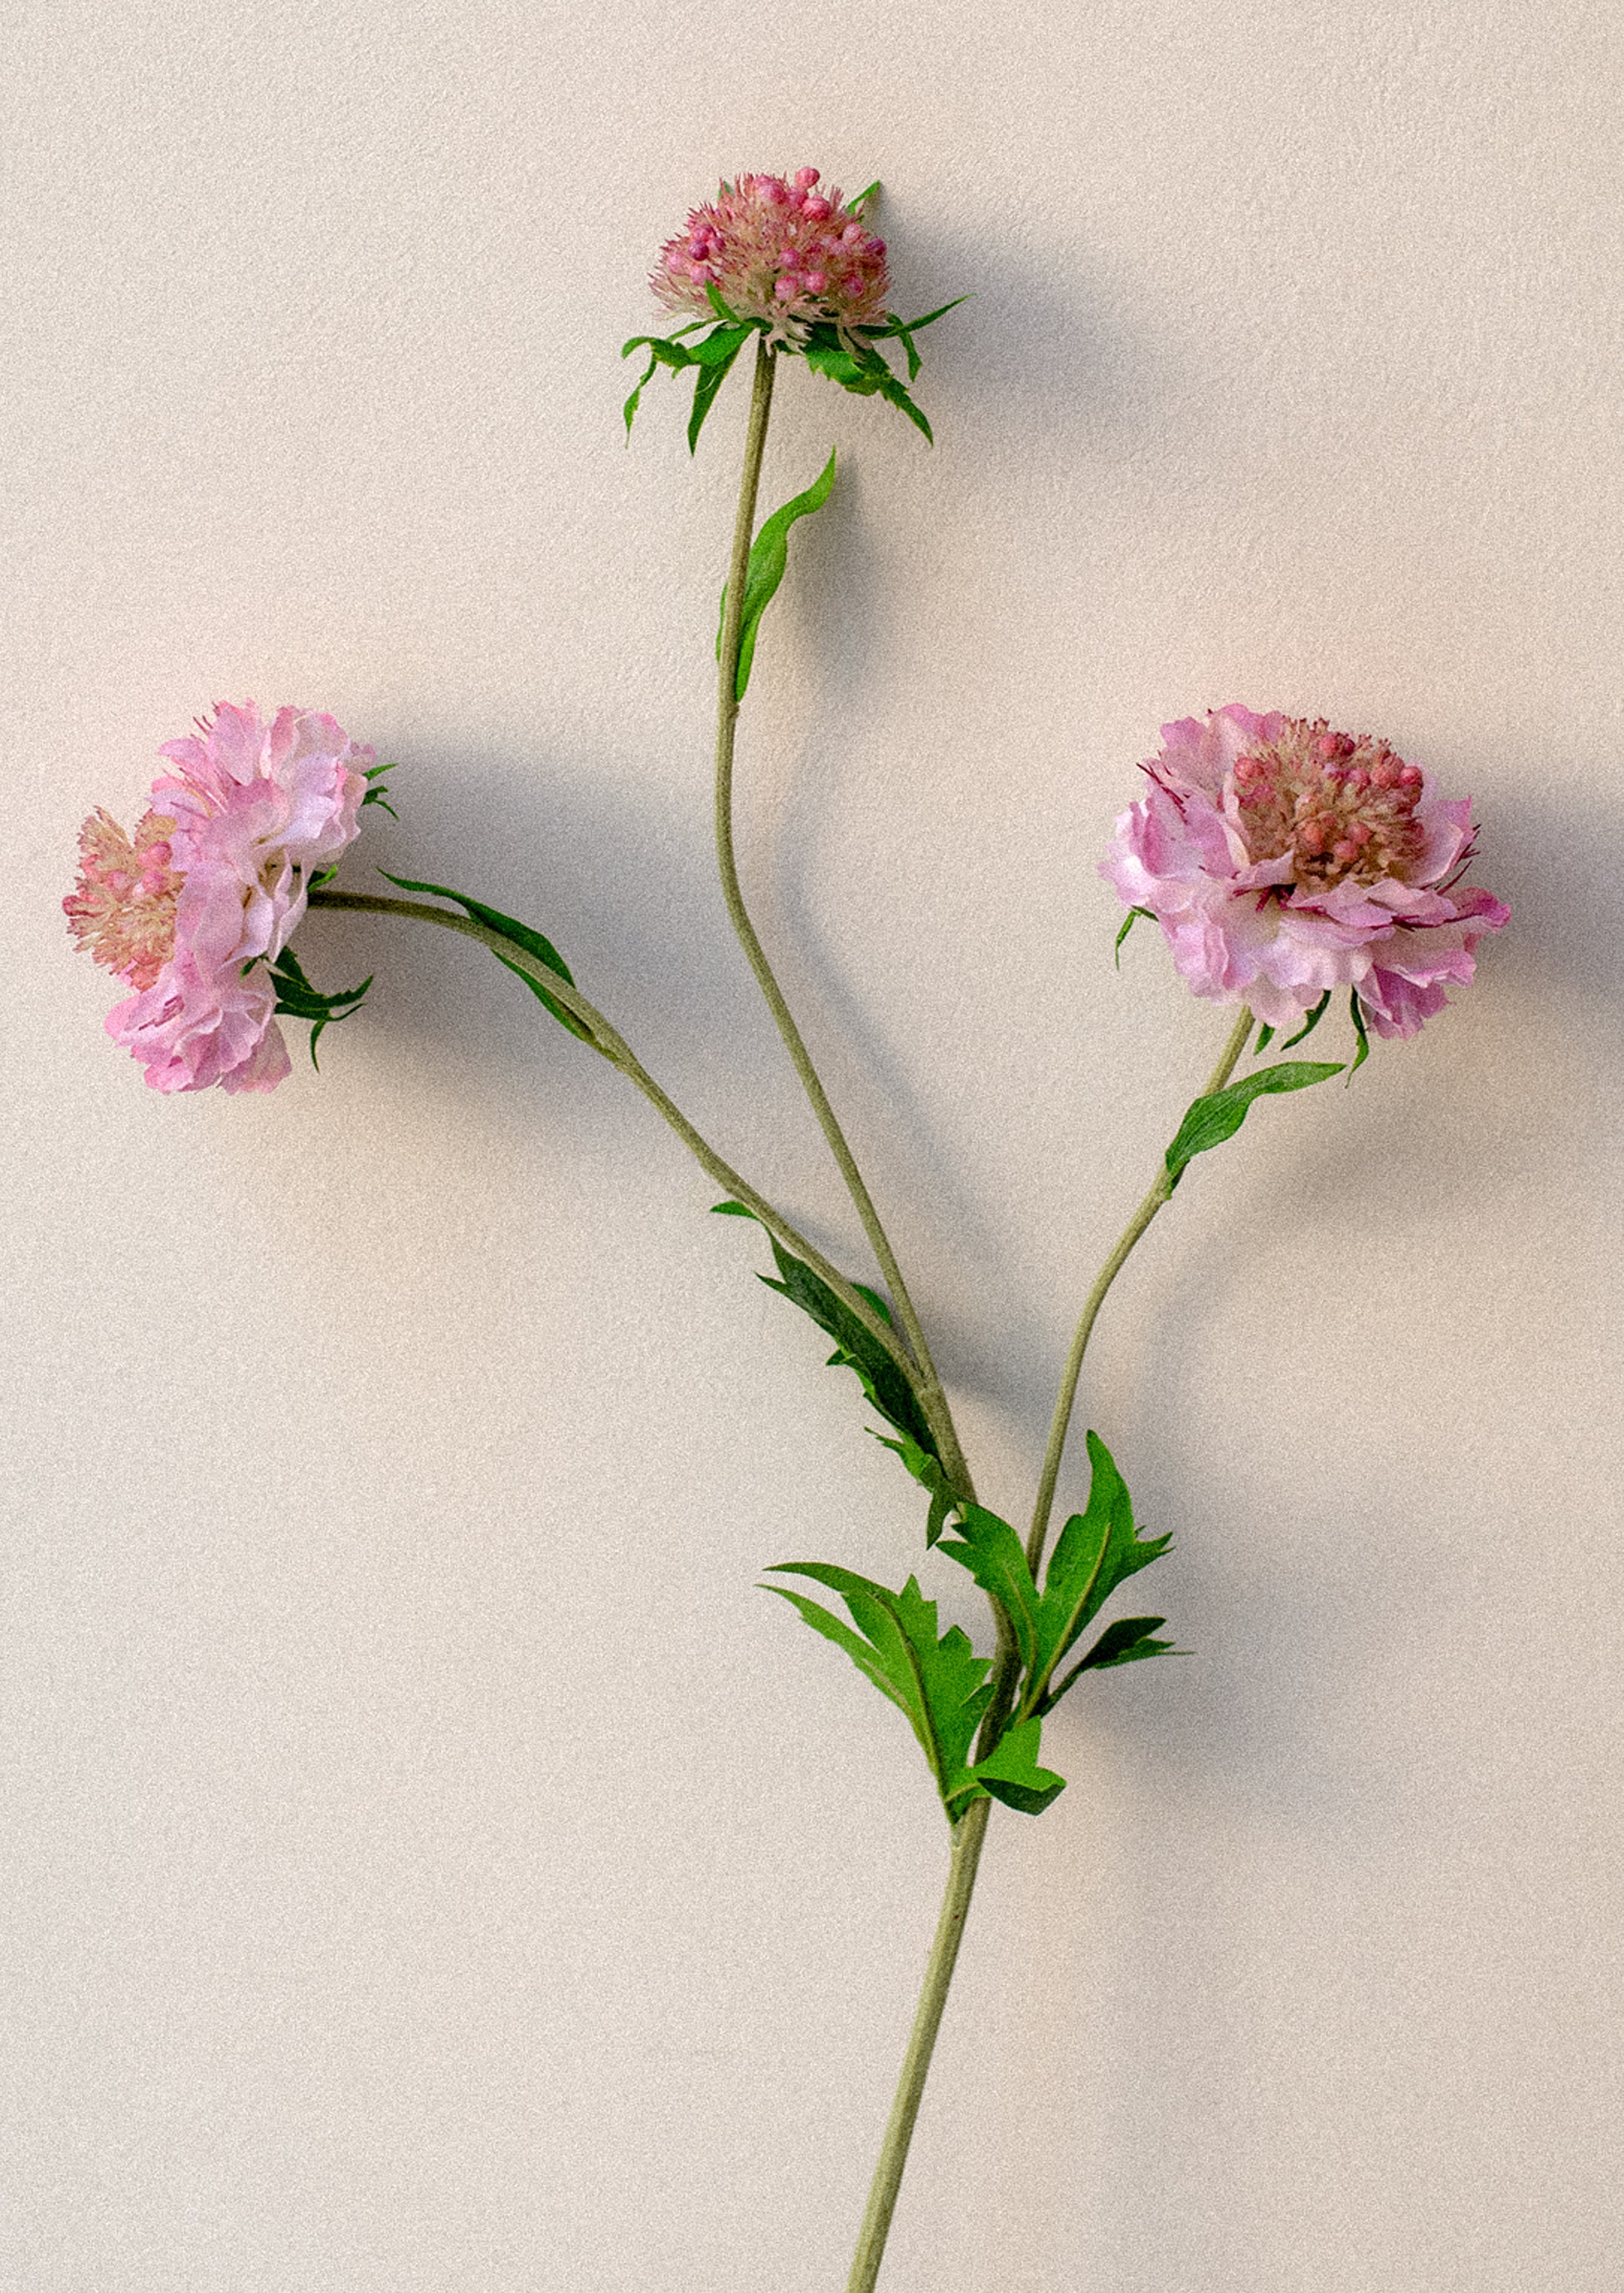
[1102,706,1508,1040]
[652,168,890,346]
[66,701,377,1093]
[625,169,959,447]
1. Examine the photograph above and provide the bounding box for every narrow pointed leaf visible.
[719,450,838,699]
[1114,905,1154,967]
[381,872,596,1045]
[1349,988,1370,1074]
[1280,991,1331,1049]
[1164,1058,1344,1184]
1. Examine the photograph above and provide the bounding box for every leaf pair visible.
[762,1564,1065,1821]
[711,1205,939,1462]
[267,946,372,1067]
[764,1432,1175,1826]
[381,873,598,1048]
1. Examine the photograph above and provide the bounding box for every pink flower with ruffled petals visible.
[1101,707,1508,1038]
[652,168,890,346]
[67,702,372,1092]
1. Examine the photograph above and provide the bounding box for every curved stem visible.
[306,888,919,1390]
[714,341,972,1499]
[1023,1003,1255,1577]
[845,1796,991,2293]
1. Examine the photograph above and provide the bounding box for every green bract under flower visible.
[624,169,962,448]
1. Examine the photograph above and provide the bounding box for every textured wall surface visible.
[4,3,1621,2287]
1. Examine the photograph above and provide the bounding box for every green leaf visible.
[764,1563,992,1816]
[685,322,754,454]
[712,1205,940,1462]
[266,946,373,1068]
[1164,1058,1344,1185]
[361,760,400,821]
[1042,1616,1179,1712]
[380,872,597,1045]
[1029,1432,1172,1712]
[620,320,751,436]
[709,1199,758,1218]
[935,1503,1041,1674]
[718,450,838,699]
[850,179,881,212]
[801,325,935,442]
[757,1231,938,1459]
[1254,1021,1276,1053]
[860,297,968,341]
[1114,905,1154,967]
[1349,987,1370,1075]
[1280,991,1331,1050]
[968,1714,1067,1816]
[1071,1615,1176,1670]
[873,1427,962,1548]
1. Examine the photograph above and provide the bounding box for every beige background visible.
[4,3,1621,2287]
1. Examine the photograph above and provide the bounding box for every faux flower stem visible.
[714,341,972,1499]
[306,888,916,1385]
[1024,1002,1256,1577]
[845,1793,991,2293]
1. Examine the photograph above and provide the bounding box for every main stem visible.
[1024,1003,1255,1575]
[714,341,971,1499]
[845,1796,991,2293]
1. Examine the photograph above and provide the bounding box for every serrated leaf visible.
[969,1715,1066,1816]
[717,450,837,699]
[714,1207,939,1462]
[381,872,595,1045]
[757,1230,937,1458]
[1028,1432,1171,1710]
[1164,1058,1344,1184]
[764,1563,991,1816]
[801,327,936,442]
[1114,905,1154,967]
[873,1427,962,1547]
[935,1503,1041,1674]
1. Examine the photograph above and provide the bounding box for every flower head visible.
[67,702,372,1093]
[1102,705,1508,1038]
[653,168,890,346]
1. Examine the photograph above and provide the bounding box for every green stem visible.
[714,341,972,1501]
[1023,1003,1255,1578]
[305,888,917,1388]
[845,1795,991,2293]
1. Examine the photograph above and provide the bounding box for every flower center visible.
[64,807,181,988]
[1231,719,1426,892]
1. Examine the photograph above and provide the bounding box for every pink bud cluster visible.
[652,169,890,344]
[65,702,371,1093]
[1231,720,1428,893]
[1102,705,1508,1038]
